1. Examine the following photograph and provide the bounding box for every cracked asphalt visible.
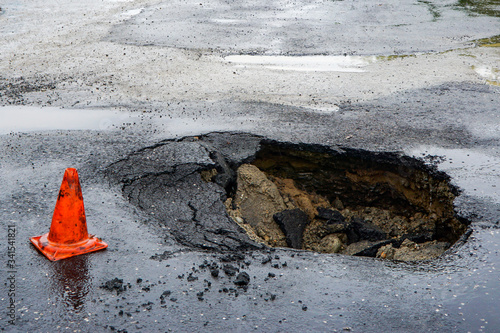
[1,0,500,332]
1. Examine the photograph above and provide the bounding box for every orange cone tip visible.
[30,168,108,261]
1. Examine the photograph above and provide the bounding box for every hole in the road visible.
[218,141,469,261]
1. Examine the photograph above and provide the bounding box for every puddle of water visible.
[210,18,245,24]
[49,255,91,313]
[120,8,144,20]
[410,147,500,203]
[0,105,257,137]
[0,106,135,134]
[472,65,500,86]
[224,55,377,72]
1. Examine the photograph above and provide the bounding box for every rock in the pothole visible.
[394,233,434,246]
[316,207,345,223]
[273,208,309,249]
[377,239,450,261]
[350,217,387,243]
[342,240,393,257]
[315,208,350,233]
[377,243,397,259]
[318,234,343,253]
[233,164,287,246]
[405,213,438,239]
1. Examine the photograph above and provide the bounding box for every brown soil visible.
[223,143,468,261]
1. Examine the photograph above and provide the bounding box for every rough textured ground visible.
[220,146,468,260]
[1,1,500,332]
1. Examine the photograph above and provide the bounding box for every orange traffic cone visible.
[30,168,108,261]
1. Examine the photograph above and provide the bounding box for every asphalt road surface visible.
[1,1,499,332]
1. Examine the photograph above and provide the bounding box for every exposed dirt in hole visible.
[106,133,470,259]
[224,141,469,261]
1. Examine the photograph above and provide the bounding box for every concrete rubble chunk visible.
[377,239,451,261]
[233,164,287,247]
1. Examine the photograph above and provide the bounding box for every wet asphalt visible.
[1,1,500,332]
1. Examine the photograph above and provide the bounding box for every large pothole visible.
[221,140,469,261]
[107,133,470,261]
